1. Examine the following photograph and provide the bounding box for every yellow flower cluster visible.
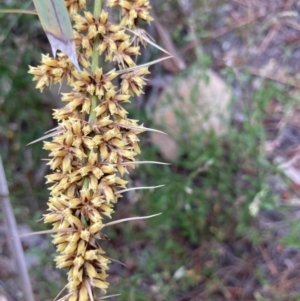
[29,1,154,300]
[108,0,153,27]
[65,0,87,14]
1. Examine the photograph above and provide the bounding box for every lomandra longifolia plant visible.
[28,0,170,300]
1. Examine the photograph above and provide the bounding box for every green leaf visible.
[0,9,37,15]
[32,0,80,69]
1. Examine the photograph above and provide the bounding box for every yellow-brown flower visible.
[29,53,75,91]
[65,0,86,14]
[107,0,153,28]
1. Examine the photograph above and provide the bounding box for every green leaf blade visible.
[32,0,80,69]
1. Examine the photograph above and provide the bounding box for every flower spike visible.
[29,0,168,299]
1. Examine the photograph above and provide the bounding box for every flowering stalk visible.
[28,0,164,300]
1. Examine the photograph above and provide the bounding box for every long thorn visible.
[124,27,172,56]
[107,257,127,267]
[103,213,162,228]
[53,285,68,301]
[116,185,164,194]
[116,123,167,134]
[121,161,170,166]
[85,280,94,301]
[27,130,64,145]
[56,292,73,301]
[114,56,173,75]
[96,294,121,300]
[44,126,59,134]
[13,228,74,239]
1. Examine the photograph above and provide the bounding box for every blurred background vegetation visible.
[2,0,300,300]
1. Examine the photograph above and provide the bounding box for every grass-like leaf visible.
[32,0,80,69]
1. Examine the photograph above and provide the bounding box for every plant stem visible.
[94,0,102,19]
[85,0,103,190]
[89,0,102,123]
[0,156,35,301]
[92,0,102,72]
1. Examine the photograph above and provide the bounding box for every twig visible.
[258,245,278,277]
[210,12,265,39]
[180,12,265,55]
[247,66,300,88]
[153,14,186,73]
[256,23,280,55]
[0,156,35,301]
[283,19,300,32]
